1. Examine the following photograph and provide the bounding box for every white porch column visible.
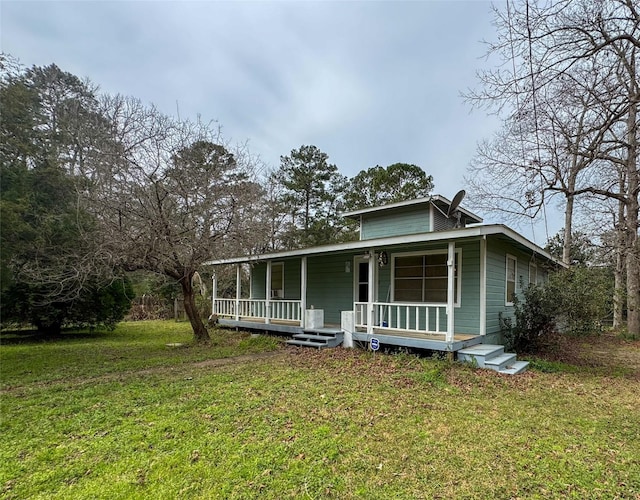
[265,260,272,324]
[446,241,455,343]
[211,272,217,318]
[300,257,307,327]
[480,236,487,336]
[367,249,375,336]
[235,264,241,321]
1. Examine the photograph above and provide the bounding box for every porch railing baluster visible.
[353,301,447,337]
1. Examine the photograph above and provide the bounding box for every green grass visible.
[0,321,280,390]
[1,323,639,499]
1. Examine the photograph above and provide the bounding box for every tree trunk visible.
[626,204,639,335]
[625,76,639,336]
[613,193,626,330]
[562,192,574,265]
[181,274,211,343]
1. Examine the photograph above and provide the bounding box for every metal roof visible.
[341,195,483,224]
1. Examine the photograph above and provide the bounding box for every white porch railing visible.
[214,298,302,323]
[354,301,448,336]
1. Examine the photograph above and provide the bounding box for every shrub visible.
[544,266,612,336]
[0,276,134,334]
[500,283,555,353]
[499,266,614,353]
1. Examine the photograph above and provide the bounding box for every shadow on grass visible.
[526,332,640,379]
[0,328,113,345]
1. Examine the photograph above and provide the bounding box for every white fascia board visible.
[341,197,433,218]
[204,224,564,267]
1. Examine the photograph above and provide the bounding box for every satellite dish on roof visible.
[447,189,466,218]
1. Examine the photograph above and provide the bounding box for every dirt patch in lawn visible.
[540,333,640,379]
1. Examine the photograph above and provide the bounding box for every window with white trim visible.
[506,254,517,305]
[528,262,537,286]
[392,250,460,305]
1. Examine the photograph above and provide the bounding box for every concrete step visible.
[499,360,529,375]
[286,339,331,349]
[457,343,528,375]
[287,330,344,349]
[484,353,517,371]
[457,344,504,368]
[298,333,344,342]
[303,328,343,338]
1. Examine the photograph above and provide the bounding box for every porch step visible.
[484,353,517,371]
[457,344,504,368]
[457,343,528,375]
[286,329,344,349]
[498,360,529,375]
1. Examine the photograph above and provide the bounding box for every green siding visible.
[377,262,391,302]
[284,260,301,299]
[455,241,481,335]
[361,206,431,240]
[485,237,543,337]
[307,254,357,325]
[250,263,266,299]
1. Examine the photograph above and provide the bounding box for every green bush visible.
[500,283,555,353]
[544,266,612,336]
[1,276,133,334]
[500,266,614,353]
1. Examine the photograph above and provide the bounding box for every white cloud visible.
[0,0,563,243]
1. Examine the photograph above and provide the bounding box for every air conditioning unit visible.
[271,289,283,299]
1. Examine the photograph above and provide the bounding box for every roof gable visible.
[342,195,483,240]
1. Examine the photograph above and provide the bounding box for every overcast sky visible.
[1,0,562,244]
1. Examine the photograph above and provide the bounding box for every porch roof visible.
[204,224,567,267]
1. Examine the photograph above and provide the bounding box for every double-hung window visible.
[393,251,460,305]
[506,255,517,305]
[528,262,537,286]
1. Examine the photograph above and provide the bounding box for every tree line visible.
[0,55,433,340]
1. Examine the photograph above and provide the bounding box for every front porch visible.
[209,241,480,353]
[213,297,482,352]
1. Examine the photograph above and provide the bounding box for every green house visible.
[205,196,563,373]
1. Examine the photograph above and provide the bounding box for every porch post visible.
[211,272,217,318]
[446,242,455,344]
[235,264,241,321]
[300,257,307,327]
[265,260,272,324]
[480,237,487,336]
[367,249,375,336]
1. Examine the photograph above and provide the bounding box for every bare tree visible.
[466,0,639,334]
[93,95,266,342]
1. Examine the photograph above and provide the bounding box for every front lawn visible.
[1,323,638,499]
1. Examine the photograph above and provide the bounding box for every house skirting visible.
[216,318,482,352]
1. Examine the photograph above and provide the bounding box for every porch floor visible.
[218,318,304,335]
[217,318,482,352]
